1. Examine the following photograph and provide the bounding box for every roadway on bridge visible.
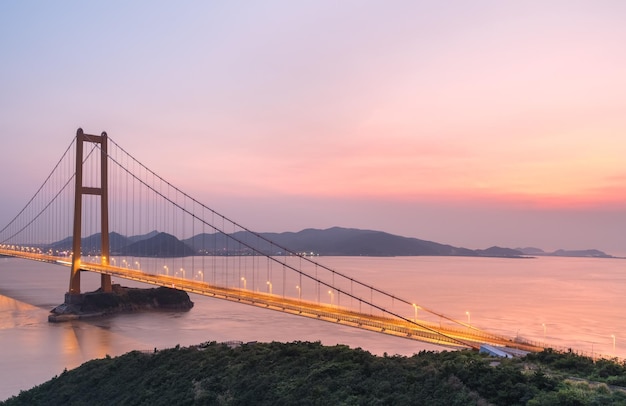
[0,249,544,353]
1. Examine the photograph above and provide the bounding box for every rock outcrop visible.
[48,285,194,322]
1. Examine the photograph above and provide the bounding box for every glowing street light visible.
[196,270,204,281]
[612,334,616,354]
[296,285,301,300]
[163,265,169,276]
[135,261,140,270]
[179,268,185,278]
[241,277,247,289]
[266,281,272,294]
[465,311,471,327]
[328,290,334,306]
[412,304,419,322]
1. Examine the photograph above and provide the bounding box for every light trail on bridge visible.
[0,248,545,353]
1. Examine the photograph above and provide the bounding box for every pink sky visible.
[1,1,625,254]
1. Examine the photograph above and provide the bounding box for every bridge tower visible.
[66,128,112,304]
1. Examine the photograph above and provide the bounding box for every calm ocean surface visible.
[1,255,625,400]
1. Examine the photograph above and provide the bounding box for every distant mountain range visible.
[515,247,613,258]
[41,227,616,259]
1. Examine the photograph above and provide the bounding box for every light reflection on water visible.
[1,255,625,400]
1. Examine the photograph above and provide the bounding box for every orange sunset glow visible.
[1,1,625,253]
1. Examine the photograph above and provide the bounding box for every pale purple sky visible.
[1,1,625,254]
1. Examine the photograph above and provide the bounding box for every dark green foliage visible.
[527,348,626,384]
[527,348,597,376]
[3,343,626,406]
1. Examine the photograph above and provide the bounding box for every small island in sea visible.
[48,284,194,322]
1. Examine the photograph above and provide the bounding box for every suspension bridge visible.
[0,129,545,353]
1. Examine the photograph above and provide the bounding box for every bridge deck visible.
[0,250,545,353]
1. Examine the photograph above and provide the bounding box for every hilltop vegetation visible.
[3,342,626,405]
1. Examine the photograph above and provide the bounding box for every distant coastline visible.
[35,227,618,259]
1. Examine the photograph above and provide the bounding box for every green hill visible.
[4,342,626,405]
[118,232,195,257]
[184,227,479,257]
